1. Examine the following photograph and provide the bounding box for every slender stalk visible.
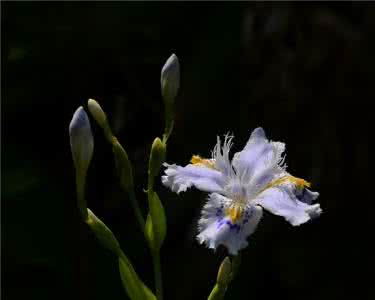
[127,189,145,233]
[147,176,164,300]
[76,170,88,220]
[152,250,163,300]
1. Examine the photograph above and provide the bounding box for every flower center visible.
[226,204,245,223]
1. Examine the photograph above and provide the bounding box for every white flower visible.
[162,127,322,255]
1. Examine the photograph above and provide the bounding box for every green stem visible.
[147,176,163,300]
[76,170,88,220]
[128,189,145,233]
[162,104,174,143]
[152,250,163,300]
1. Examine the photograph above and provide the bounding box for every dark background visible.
[2,2,373,300]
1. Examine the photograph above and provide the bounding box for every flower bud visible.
[207,284,226,300]
[148,137,166,181]
[69,107,94,174]
[87,98,113,142]
[112,138,134,190]
[161,53,180,105]
[217,257,232,287]
[69,107,93,220]
[145,192,166,252]
[86,209,121,256]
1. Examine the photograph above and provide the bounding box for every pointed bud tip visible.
[69,106,90,132]
[152,137,164,150]
[149,137,166,178]
[161,53,180,104]
[161,53,179,75]
[87,98,108,129]
[86,208,121,255]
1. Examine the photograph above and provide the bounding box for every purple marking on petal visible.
[242,207,254,225]
[217,219,225,229]
[225,220,241,233]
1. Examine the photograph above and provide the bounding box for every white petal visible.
[161,163,225,194]
[255,187,322,226]
[197,193,263,255]
[232,127,285,181]
[296,188,320,205]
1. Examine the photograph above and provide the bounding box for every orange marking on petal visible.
[261,175,311,194]
[190,155,216,169]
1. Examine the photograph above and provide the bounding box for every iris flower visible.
[162,127,322,255]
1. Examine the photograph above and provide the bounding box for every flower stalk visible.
[146,138,167,300]
[87,98,145,232]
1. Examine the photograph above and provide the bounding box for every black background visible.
[2,2,373,300]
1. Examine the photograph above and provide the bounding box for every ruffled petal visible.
[232,127,285,181]
[296,188,320,205]
[161,163,225,194]
[255,186,322,226]
[197,193,263,255]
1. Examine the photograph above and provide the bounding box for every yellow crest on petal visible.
[226,205,243,223]
[261,175,311,194]
[190,155,216,169]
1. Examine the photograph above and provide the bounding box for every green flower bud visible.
[145,213,154,249]
[217,257,232,287]
[112,138,134,190]
[87,98,113,142]
[145,192,166,252]
[69,107,93,220]
[148,137,166,181]
[161,53,180,105]
[86,208,121,256]
[207,284,226,300]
